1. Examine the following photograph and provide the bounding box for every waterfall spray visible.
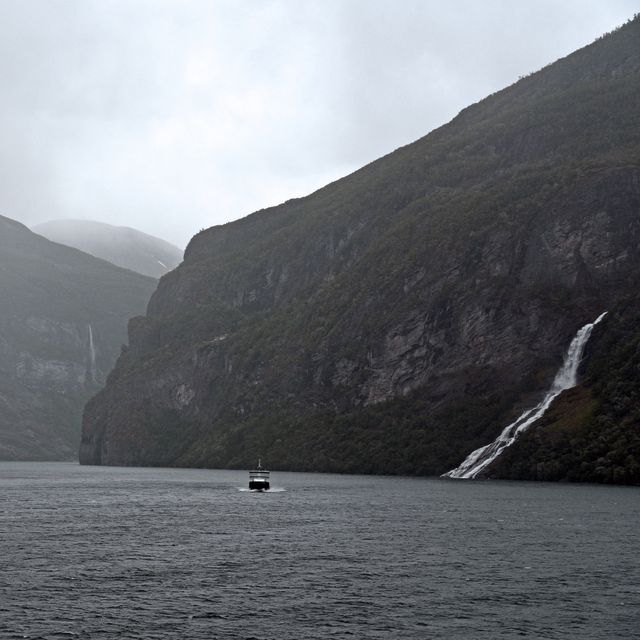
[88,324,97,384]
[443,311,607,480]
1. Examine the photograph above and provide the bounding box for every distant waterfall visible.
[88,324,97,384]
[443,312,607,480]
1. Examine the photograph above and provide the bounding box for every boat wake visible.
[237,487,286,493]
[443,311,607,480]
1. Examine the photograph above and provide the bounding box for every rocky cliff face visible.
[486,295,640,484]
[0,216,157,459]
[81,18,640,480]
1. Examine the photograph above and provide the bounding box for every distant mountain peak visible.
[32,219,183,279]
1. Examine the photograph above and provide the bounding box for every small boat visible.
[248,459,270,491]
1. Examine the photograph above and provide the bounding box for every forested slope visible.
[80,17,640,483]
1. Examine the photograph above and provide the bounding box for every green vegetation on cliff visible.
[81,17,640,483]
[488,298,640,484]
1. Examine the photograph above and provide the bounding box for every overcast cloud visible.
[0,0,637,247]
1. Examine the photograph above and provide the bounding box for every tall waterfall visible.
[88,324,97,384]
[443,311,608,480]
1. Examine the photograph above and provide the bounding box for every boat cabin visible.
[249,459,270,491]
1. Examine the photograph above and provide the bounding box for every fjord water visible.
[1,463,638,639]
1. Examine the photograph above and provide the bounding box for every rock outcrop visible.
[81,17,640,481]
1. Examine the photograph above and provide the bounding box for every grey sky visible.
[1,0,637,247]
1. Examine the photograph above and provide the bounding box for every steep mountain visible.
[0,216,157,459]
[81,17,640,482]
[33,219,183,278]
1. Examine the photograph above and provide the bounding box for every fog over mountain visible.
[0,1,636,246]
[33,219,183,279]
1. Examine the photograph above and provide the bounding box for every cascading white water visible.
[443,311,608,480]
[88,324,97,384]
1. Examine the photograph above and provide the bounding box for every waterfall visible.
[88,324,97,384]
[443,311,607,480]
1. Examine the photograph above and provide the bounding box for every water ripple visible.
[1,462,639,639]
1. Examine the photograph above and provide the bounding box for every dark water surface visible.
[0,462,638,639]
